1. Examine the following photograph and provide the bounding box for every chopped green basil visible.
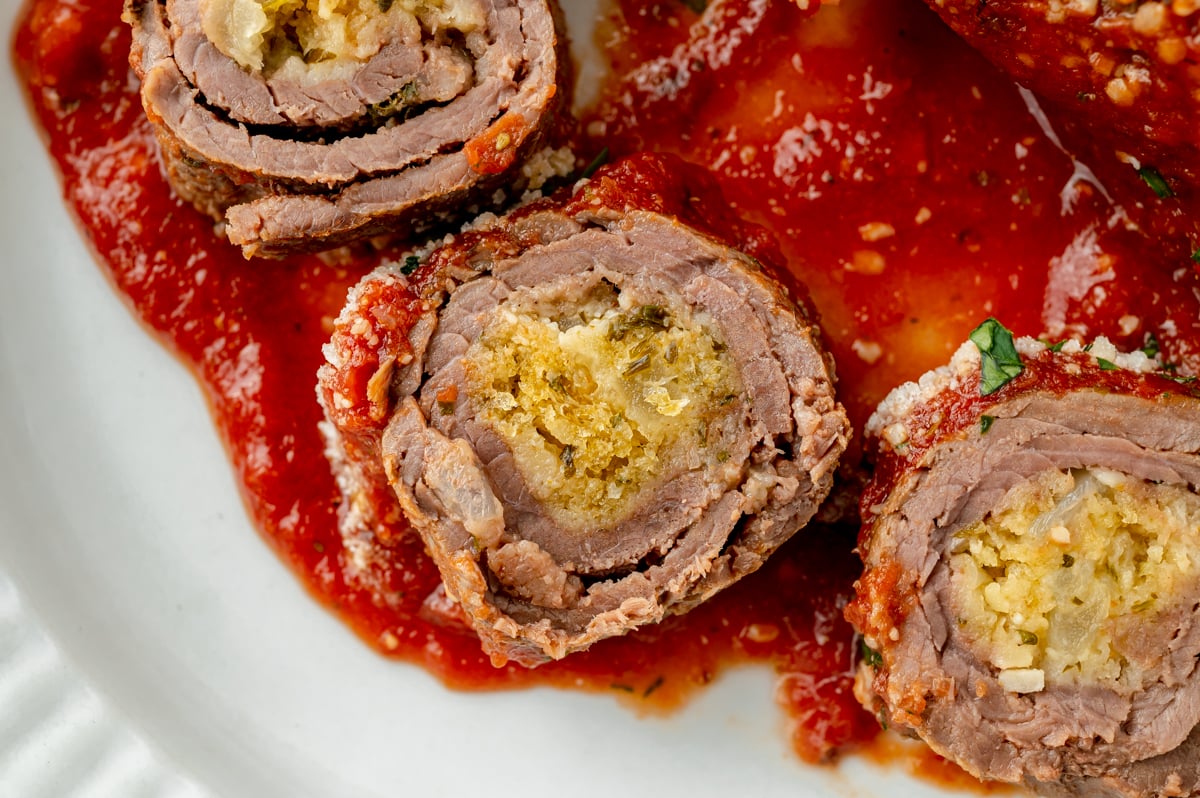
[969,317,1024,395]
[1047,340,1067,353]
[1137,165,1174,198]
[580,146,610,180]
[1096,357,1118,371]
[400,255,421,275]
[980,415,995,434]
[1018,630,1039,646]
[1062,553,1075,568]
[1141,332,1161,359]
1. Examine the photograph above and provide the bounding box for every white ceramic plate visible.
[0,2,971,796]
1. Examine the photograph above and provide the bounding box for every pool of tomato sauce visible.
[12,0,1200,779]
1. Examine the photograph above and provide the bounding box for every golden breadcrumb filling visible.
[949,468,1200,695]
[462,291,738,531]
[202,0,482,81]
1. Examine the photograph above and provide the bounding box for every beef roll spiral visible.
[848,320,1200,798]
[319,154,850,666]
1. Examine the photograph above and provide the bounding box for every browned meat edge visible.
[320,201,849,666]
[123,0,568,257]
[851,347,1200,798]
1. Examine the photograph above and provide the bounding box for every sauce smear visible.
[12,0,1200,770]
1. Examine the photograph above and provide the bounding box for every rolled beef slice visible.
[847,325,1200,798]
[123,0,568,257]
[318,156,849,666]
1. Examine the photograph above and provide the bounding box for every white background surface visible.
[0,1,973,795]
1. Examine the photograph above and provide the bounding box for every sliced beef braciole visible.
[318,153,849,666]
[123,0,569,257]
[846,319,1200,798]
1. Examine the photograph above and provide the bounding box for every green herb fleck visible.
[549,374,566,393]
[980,415,995,434]
[860,641,883,669]
[438,400,455,415]
[368,81,419,119]
[580,146,610,180]
[1096,357,1118,371]
[680,0,707,12]
[635,304,668,328]
[969,317,1024,395]
[560,445,576,475]
[623,354,651,375]
[1062,553,1075,568]
[400,255,421,275]
[716,450,730,463]
[1191,249,1200,265]
[610,683,635,693]
[642,676,665,698]
[1018,630,1039,646]
[630,336,656,358]
[611,412,624,427]
[1138,165,1174,198]
[1047,340,1067,353]
[608,305,670,341]
[313,541,325,554]
[877,708,889,731]
[1141,332,1161,359]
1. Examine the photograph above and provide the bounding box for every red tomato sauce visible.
[11,0,1200,772]
[586,0,1200,431]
